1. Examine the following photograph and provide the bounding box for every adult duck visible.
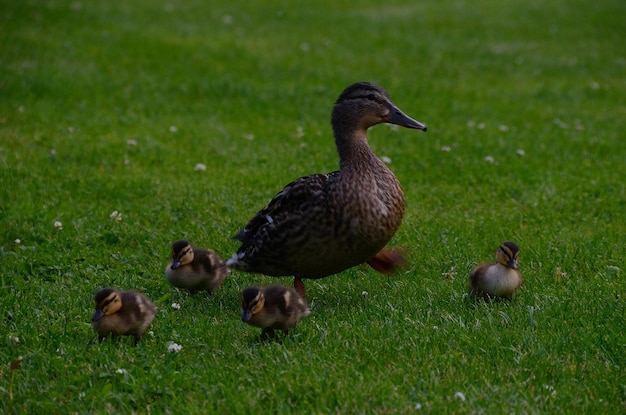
[227,82,427,297]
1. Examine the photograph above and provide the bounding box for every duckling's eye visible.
[101,297,116,310]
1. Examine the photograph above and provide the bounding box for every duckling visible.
[91,288,157,345]
[241,285,310,340]
[227,82,427,297]
[165,240,228,293]
[469,241,523,300]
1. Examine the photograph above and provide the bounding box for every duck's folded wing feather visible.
[234,172,338,244]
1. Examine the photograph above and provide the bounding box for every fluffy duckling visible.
[241,285,310,340]
[227,82,427,297]
[469,241,523,300]
[165,240,228,293]
[92,288,157,345]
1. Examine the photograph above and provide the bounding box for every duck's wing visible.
[234,171,338,245]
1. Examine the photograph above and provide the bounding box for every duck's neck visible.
[334,126,380,170]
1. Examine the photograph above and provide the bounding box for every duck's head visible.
[241,287,265,322]
[92,288,122,321]
[331,82,427,134]
[170,240,194,270]
[496,241,520,270]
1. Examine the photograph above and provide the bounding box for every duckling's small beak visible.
[384,105,427,131]
[92,309,104,322]
[241,309,252,322]
[508,259,518,270]
[170,259,181,270]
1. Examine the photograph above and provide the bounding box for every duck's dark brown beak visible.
[241,309,252,322]
[384,105,427,131]
[92,309,104,322]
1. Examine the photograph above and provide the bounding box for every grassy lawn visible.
[1,0,625,413]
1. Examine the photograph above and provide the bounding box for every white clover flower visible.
[441,146,451,152]
[381,156,392,164]
[498,124,509,132]
[574,119,584,131]
[110,211,122,221]
[293,126,305,139]
[168,342,183,353]
[242,133,254,140]
[14,239,21,244]
[171,303,181,310]
[116,368,128,375]
[516,149,526,156]
[361,291,368,298]
[50,149,57,156]
[54,221,63,230]
[126,139,137,146]
[194,163,207,172]
[485,156,495,164]
[169,125,178,133]
[477,122,486,129]
[454,391,466,401]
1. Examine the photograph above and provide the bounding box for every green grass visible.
[1,0,625,413]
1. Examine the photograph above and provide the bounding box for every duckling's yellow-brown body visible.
[227,82,427,296]
[92,288,157,345]
[241,285,310,339]
[469,241,523,300]
[165,240,228,292]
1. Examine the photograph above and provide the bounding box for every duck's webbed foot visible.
[367,248,406,275]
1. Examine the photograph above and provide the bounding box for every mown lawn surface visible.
[1,0,624,413]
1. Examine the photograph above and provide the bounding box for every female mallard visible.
[226,82,427,297]
[469,241,523,300]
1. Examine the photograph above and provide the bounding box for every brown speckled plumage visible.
[469,241,523,300]
[241,285,310,339]
[227,82,427,296]
[165,240,228,293]
[91,288,157,345]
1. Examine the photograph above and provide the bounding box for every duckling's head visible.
[92,288,122,321]
[170,240,194,270]
[331,82,427,134]
[496,241,520,270]
[241,287,265,322]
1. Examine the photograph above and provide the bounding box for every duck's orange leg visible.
[294,277,306,299]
